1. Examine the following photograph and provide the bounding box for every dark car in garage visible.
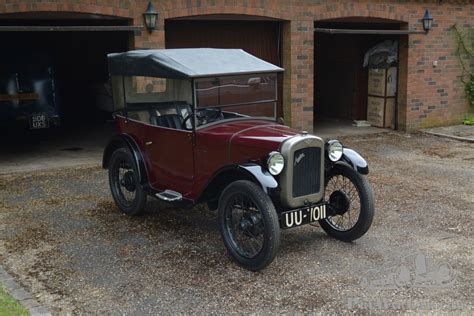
[0,54,60,131]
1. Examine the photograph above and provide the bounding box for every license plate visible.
[280,203,327,229]
[29,114,49,129]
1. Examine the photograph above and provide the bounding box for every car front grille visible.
[279,135,325,209]
[292,147,321,197]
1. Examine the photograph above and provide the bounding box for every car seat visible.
[151,114,184,129]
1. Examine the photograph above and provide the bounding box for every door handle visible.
[145,141,153,146]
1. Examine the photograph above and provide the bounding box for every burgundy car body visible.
[114,116,300,201]
[103,49,374,271]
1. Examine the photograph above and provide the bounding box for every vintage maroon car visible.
[103,48,374,271]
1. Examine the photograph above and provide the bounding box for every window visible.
[110,75,192,110]
[195,74,277,120]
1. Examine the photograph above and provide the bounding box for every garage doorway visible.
[0,13,135,172]
[314,18,408,133]
[165,16,284,118]
[0,13,133,129]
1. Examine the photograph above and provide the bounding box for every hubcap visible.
[239,213,264,237]
[329,190,350,215]
[121,171,136,192]
[113,160,137,206]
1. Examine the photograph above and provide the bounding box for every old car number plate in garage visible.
[29,113,49,129]
[280,204,327,229]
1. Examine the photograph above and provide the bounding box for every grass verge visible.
[0,285,28,316]
[464,115,474,125]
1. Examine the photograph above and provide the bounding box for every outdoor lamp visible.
[422,9,433,33]
[143,2,158,32]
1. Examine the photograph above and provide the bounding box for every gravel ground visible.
[0,132,473,314]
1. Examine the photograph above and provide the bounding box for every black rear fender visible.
[102,134,149,185]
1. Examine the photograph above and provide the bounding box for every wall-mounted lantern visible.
[422,10,433,33]
[143,2,158,33]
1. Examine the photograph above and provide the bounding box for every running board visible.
[155,190,182,202]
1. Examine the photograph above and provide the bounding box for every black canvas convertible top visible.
[107,48,283,79]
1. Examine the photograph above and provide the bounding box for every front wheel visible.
[218,180,280,271]
[319,163,374,242]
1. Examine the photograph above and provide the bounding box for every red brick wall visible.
[1,0,472,132]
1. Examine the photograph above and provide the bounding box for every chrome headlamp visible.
[266,151,285,175]
[327,140,343,162]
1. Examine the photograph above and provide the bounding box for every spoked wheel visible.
[319,163,374,242]
[219,180,280,271]
[108,148,147,216]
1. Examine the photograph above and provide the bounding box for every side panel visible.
[114,115,195,195]
[143,124,195,195]
[193,128,231,200]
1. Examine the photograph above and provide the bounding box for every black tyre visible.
[218,180,280,271]
[319,163,374,242]
[108,148,147,216]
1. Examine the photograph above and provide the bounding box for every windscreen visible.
[195,73,277,123]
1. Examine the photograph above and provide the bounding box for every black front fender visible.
[340,148,369,175]
[238,163,278,194]
[197,163,278,205]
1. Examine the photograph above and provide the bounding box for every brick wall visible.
[1,0,472,132]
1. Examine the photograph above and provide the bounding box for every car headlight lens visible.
[328,140,343,162]
[267,152,285,175]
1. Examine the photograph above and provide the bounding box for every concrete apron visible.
[422,125,474,143]
[314,118,390,140]
[0,125,113,175]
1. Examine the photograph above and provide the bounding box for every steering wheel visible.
[182,108,224,130]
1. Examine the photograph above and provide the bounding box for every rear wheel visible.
[108,148,147,216]
[218,180,280,271]
[319,163,374,242]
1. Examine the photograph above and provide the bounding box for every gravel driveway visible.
[0,132,472,314]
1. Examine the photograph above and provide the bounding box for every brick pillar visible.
[397,34,409,130]
[288,20,314,133]
[281,22,292,127]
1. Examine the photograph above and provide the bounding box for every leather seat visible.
[151,114,183,129]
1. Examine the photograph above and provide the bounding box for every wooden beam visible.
[314,28,425,35]
[0,25,143,32]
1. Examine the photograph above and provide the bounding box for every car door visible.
[142,124,195,196]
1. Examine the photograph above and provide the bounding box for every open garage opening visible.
[0,12,132,173]
[313,18,408,135]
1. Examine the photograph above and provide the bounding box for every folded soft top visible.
[108,48,283,79]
